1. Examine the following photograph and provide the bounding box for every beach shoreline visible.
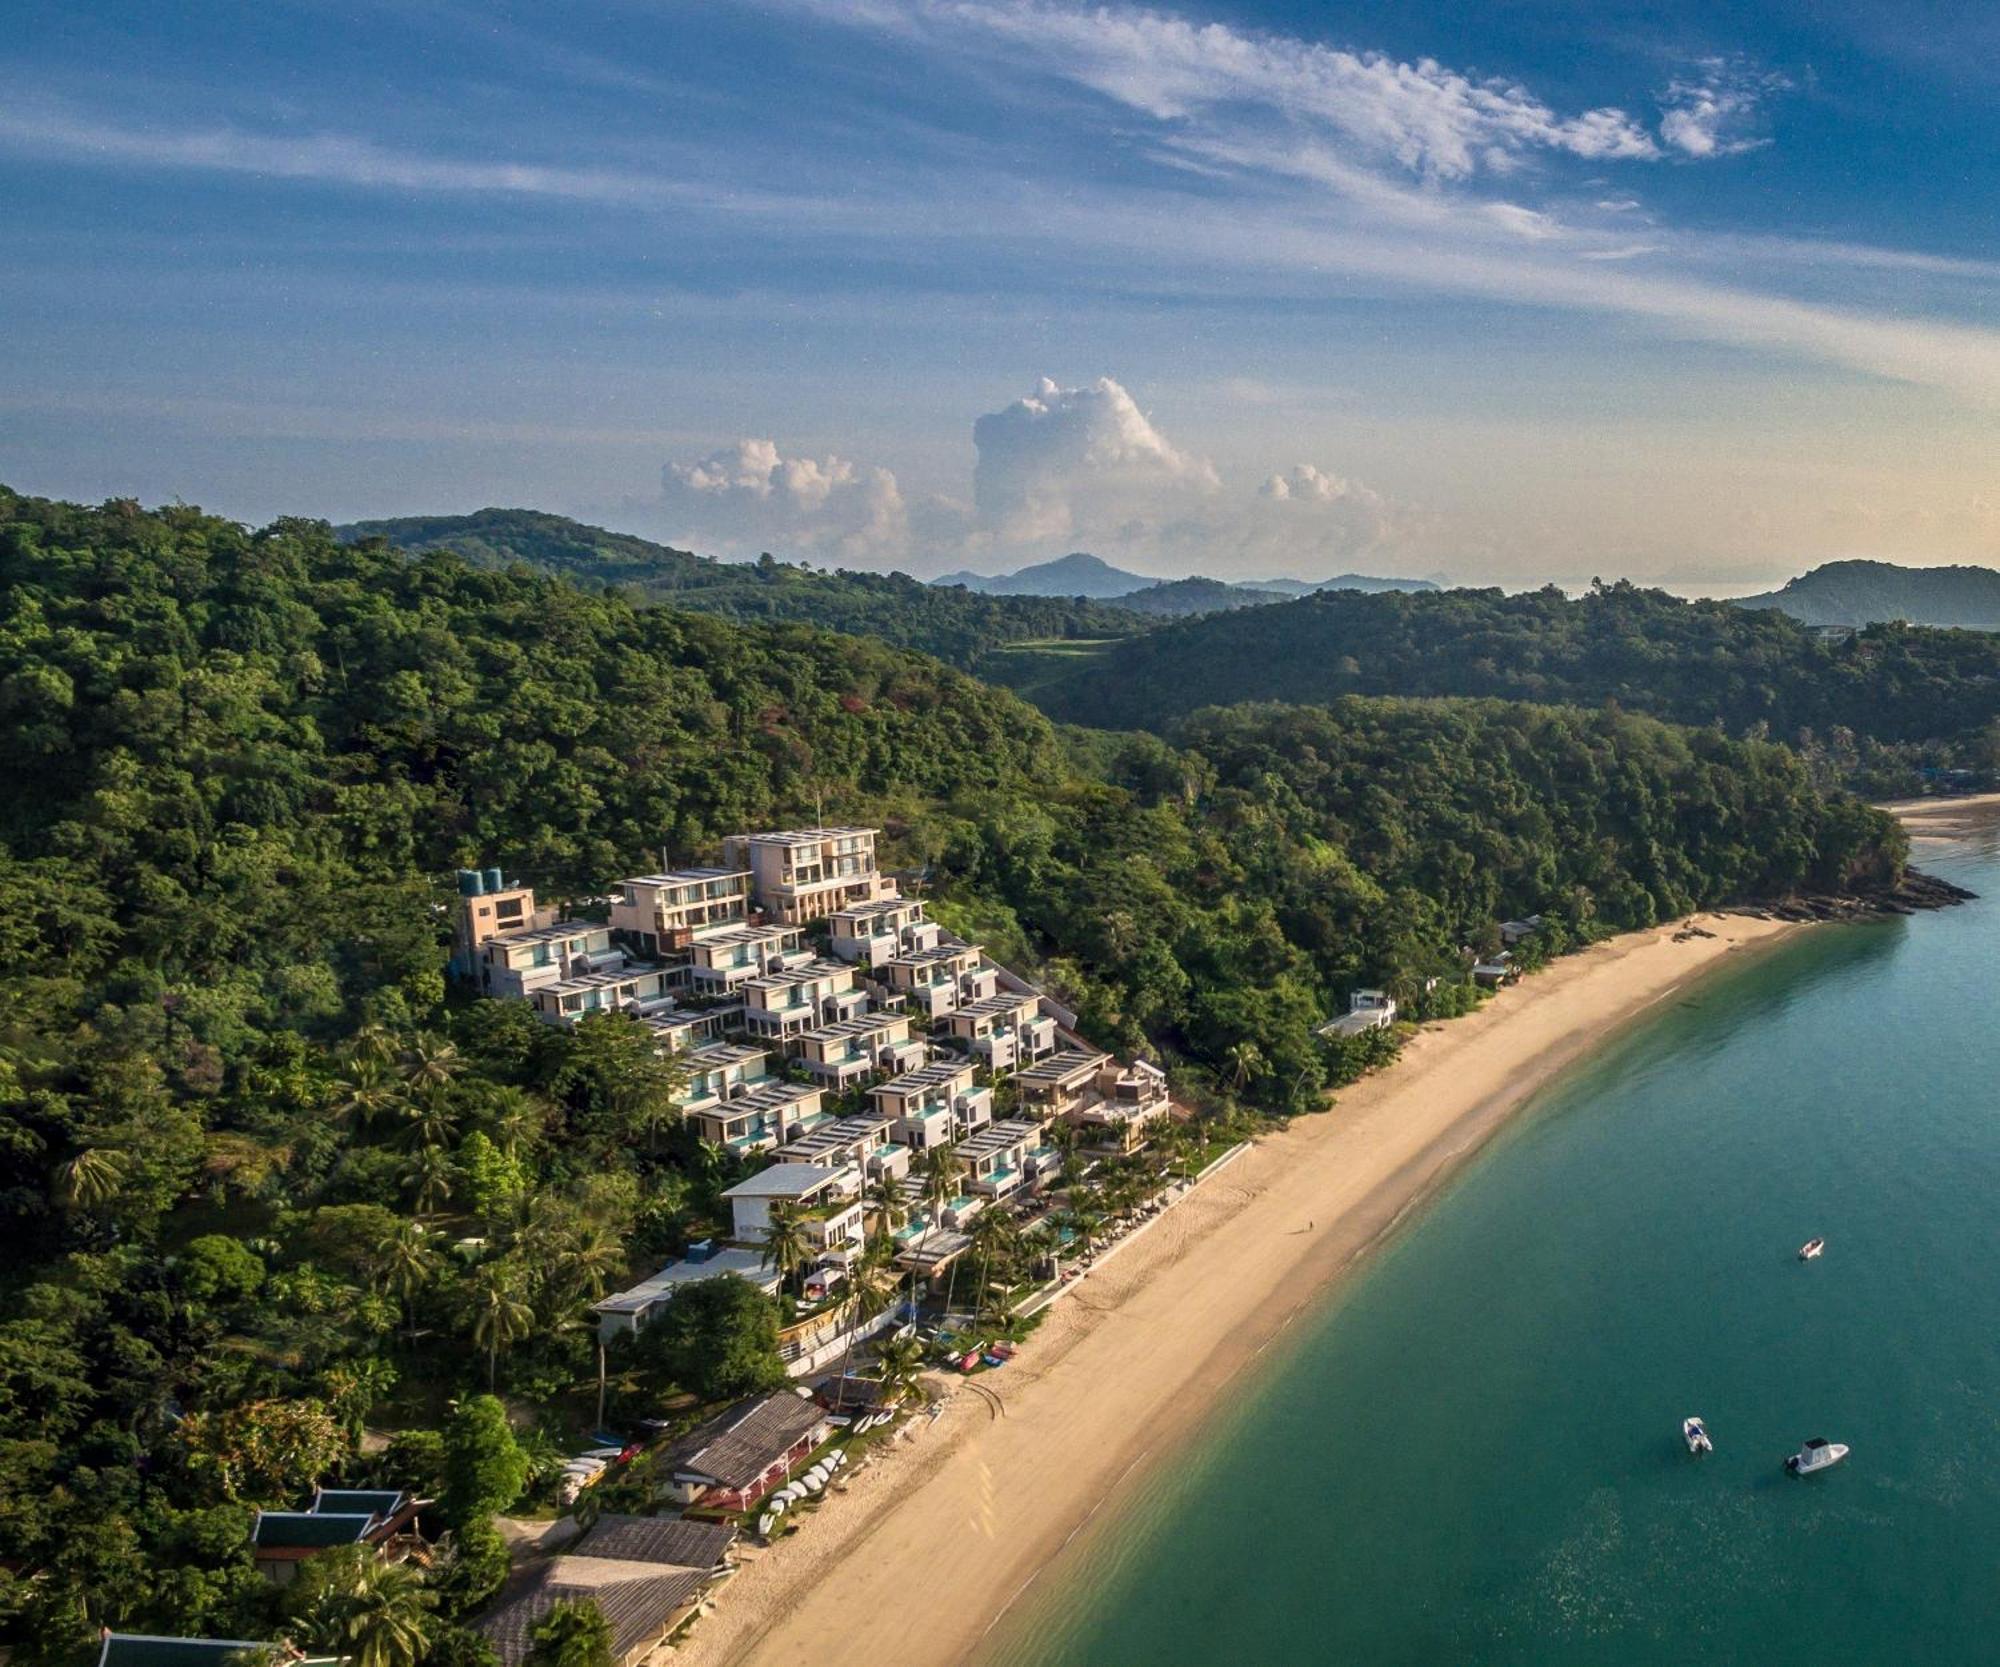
[679,909,1808,1667]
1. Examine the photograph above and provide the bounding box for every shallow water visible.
[992,832,2000,1666]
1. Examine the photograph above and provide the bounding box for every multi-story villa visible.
[827,897,939,966]
[878,943,997,1020]
[772,1115,909,1182]
[527,959,677,1026]
[740,960,867,1042]
[720,827,896,926]
[607,868,753,958]
[957,1118,1059,1201]
[450,870,558,978]
[685,1081,827,1155]
[939,992,1058,1074]
[869,1059,993,1152]
[1017,1050,1174,1152]
[721,1163,867,1266]
[788,1013,926,1089]
[685,924,812,994]
[473,921,618,999]
[675,1043,775,1117]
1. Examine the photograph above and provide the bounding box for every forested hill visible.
[1735,559,2000,630]
[1013,581,2000,773]
[338,507,1144,670]
[0,486,1907,1659]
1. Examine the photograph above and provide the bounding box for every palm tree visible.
[401,1032,464,1095]
[487,1086,551,1158]
[918,1143,964,1316]
[330,1058,403,1130]
[398,1089,460,1153]
[347,1023,400,1068]
[370,1219,443,1341]
[967,1208,1018,1327]
[403,1145,454,1216]
[53,1146,129,1211]
[874,1335,926,1405]
[549,1220,627,1316]
[1225,1040,1267,1093]
[288,1543,434,1667]
[864,1177,904,1250]
[759,1204,811,1296]
[465,1260,535,1390]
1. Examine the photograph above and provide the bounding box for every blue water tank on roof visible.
[458,869,485,896]
[484,866,504,893]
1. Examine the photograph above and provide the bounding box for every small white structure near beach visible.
[1319,990,1398,1039]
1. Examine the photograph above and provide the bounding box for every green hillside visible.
[1735,558,2000,630]
[339,508,1146,670]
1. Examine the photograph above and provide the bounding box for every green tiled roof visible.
[252,1510,373,1549]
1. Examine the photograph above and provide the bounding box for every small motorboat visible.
[756,1513,774,1538]
[1683,1416,1713,1455]
[1785,1437,1849,1475]
[1799,1237,1825,1261]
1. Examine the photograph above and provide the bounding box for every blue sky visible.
[3,0,1997,587]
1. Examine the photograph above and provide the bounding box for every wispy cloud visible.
[1659,59,1788,157]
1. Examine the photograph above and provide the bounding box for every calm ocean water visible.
[990,830,2000,1666]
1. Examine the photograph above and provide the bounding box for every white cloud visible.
[659,439,909,560]
[1659,61,1787,158]
[656,378,1427,578]
[971,376,1220,544]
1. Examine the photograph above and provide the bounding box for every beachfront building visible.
[687,1081,828,1156]
[1017,1050,1174,1153]
[877,943,997,1020]
[1499,915,1545,948]
[740,960,867,1043]
[685,924,813,995]
[720,827,896,926]
[607,868,754,959]
[1472,951,1518,987]
[773,1115,910,1182]
[1319,989,1398,1039]
[720,1163,866,1266]
[653,1390,833,1510]
[476,1515,736,1667]
[939,991,1059,1073]
[827,896,939,966]
[869,1060,993,1152]
[250,1490,425,1586]
[592,1245,783,1341]
[957,1118,1055,1201]
[788,1012,926,1089]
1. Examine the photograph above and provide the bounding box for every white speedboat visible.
[1683,1416,1713,1455]
[1785,1437,1848,1475]
[1799,1237,1825,1261]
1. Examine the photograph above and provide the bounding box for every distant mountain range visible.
[1734,560,2000,630]
[931,550,1439,610]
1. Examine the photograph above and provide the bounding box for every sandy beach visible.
[1878,792,2000,845]
[678,909,1802,1667]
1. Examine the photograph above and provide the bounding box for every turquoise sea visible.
[990,828,2000,1666]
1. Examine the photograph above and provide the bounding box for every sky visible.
[3,0,1999,591]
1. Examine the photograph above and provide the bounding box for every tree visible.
[464,1261,534,1389]
[758,1204,810,1296]
[617,1273,786,1403]
[53,1146,129,1211]
[179,1397,350,1504]
[431,1515,511,1619]
[440,1395,529,1527]
[523,1598,613,1667]
[177,1234,266,1306]
[287,1543,435,1667]
[874,1335,926,1403]
[371,1219,443,1341]
[864,1177,903,1249]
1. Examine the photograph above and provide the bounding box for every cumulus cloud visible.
[656,377,1427,578]
[971,376,1220,545]
[659,438,908,560]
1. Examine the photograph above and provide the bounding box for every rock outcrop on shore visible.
[1741,869,1977,924]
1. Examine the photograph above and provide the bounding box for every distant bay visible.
[991,826,2000,1666]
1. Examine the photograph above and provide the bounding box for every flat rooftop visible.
[774,1117,896,1162]
[540,963,666,995]
[721,1162,849,1199]
[620,867,749,889]
[482,919,607,950]
[873,1060,976,1097]
[947,992,1040,1024]
[743,959,854,992]
[958,1118,1045,1159]
[797,1013,906,1044]
[886,943,981,970]
[594,1247,780,1312]
[1016,1048,1111,1091]
[692,925,798,950]
[832,897,923,923]
[683,1042,767,1070]
[732,826,879,848]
